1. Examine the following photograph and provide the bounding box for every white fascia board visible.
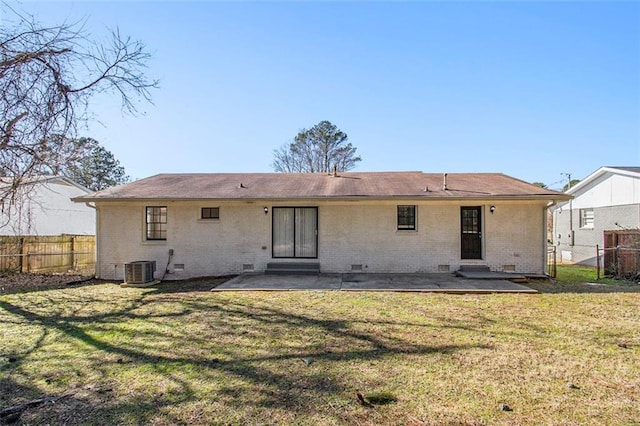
[567,167,640,196]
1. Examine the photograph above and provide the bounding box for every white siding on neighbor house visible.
[1,179,95,236]
[557,172,640,211]
[95,199,549,280]
[552,169,640,265]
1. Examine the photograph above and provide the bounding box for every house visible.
[0,176,95,236]
[73,171,569,281]
[552,166,640,266]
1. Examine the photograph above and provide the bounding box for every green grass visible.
[556,264,620,285]
[1,279,639,425]
[526,264,638,293]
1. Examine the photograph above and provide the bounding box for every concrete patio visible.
[213,272,538,293]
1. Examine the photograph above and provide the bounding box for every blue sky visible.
[13,1,640,189]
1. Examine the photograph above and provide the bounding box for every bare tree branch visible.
[0,3,158,205]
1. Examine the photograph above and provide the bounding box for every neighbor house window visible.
[397,205,416,230]
[146,206,167,240]
[201,207,219,220]
[580,208,594,228]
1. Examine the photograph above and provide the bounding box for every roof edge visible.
[2,175,91,193]
[566,166,640,195]
[73,194,571,203]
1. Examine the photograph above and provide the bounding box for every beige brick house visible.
[74,171,569,280]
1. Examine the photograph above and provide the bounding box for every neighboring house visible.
[0,176,95,236]
[74,172,568,281]
[552,166,640,266]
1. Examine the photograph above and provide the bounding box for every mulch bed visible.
[0,273,233,295]
[0,272,99,295]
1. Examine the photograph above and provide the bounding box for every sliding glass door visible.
[272,207,318,258]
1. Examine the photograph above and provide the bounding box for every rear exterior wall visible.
[95,199,548,280]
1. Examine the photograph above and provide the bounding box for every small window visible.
[580,208,594,228]
[397,205,416,230]
[201,207,220,220]
[146,206,167,240]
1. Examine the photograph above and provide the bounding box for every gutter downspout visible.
[545,200,558,275]
[568,197,574,246]
[85,202,99,279]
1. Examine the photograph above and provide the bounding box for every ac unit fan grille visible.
[124,261,156,284]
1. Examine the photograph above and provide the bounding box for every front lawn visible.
[1,280,639,425]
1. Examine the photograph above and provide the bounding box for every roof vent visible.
[239,183,246,189]
[333,165,338,177]
[443,173,448,191]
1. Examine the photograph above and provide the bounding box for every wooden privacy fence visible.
[596,230,640,279]
[0,235,95,274]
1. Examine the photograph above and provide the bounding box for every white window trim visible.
[144,206,168,241]
[580,208,594,229]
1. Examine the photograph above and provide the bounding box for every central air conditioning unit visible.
[124,261,156,284]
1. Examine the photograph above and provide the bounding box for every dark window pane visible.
[201,207,219,219]
[397,205,416,230]
[146,206,167,240]
[273,207,318,258]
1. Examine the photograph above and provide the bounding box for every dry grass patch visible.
[1,279,639,425]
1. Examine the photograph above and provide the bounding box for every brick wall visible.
[96,199,548,280]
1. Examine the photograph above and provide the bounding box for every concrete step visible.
[456,270,527,280]
[456,264,527,280]
[265,269,320,275]
[458,265,491,272]
[266,262,320,275]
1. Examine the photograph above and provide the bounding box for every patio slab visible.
[213,273,537,293]
[214,273,343,290]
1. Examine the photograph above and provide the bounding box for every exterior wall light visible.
[264,206,269,215]
[490,205,496,214]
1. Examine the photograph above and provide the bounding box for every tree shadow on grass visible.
[0,375,195,426]
[0,293,491,423]
[141,276,235,294]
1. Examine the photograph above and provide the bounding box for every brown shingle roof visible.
[74,172,569,201]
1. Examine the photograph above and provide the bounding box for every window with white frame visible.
[580,208,594,228]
